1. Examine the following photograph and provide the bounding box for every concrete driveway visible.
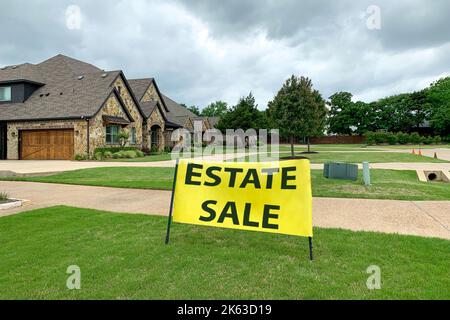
[1,181,449,240]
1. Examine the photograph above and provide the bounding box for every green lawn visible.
[235,151,448,163]
[0,206,448,299]
[278,144,449,152]
[368,144,450,150]
[4,167,450,201]
[277,144,385,152]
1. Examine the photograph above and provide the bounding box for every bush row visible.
[364,132,443,145]
[94,147,140,155]
[94,149,145,160]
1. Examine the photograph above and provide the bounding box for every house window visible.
[106,125,120,144]
[130,127,136,144]
[0,87,11,102]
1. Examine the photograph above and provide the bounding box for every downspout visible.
[86,118,90,159]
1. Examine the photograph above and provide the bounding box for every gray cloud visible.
[1,0,449,109]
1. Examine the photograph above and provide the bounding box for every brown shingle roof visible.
[140,101,158,118]
[0,55,121,121]
[128,78,154,101]
[161,94,198,127]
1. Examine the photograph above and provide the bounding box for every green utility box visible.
[323,162,358,181]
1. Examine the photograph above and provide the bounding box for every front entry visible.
[150,124,163,151]
[20,129,74,160]
[0,123,6,160]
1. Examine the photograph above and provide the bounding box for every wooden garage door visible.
[20,129,74,160]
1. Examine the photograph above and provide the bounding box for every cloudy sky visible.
[1,0,450,109]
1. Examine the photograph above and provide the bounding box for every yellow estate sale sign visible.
[171,159,313,238]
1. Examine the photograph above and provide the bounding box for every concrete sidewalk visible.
[0,152,245,175]
[386,148,450,161]
[1,181,449,240]
[2,159,450,175]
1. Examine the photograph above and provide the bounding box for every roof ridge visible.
[129,77,154,81]
[37,54,102,76]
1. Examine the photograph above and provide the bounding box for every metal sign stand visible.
[165,160,179,245]
[308,237,313,261]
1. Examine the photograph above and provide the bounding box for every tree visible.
[425,77,450,135]
[328,90,432,135]
[268,75,327,155]
[327,92,355,135]
[118,130,129,148]
[375,91,431,133]
[201,101,228,117]
[216,93,265,132]
[182,104,201,116]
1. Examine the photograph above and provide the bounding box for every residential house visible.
[0,54,214,160]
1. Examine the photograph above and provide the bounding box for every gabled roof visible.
[140,100,159,118]
[128,78,154,101]
[0,54,130,122]
[162,93,198,127]
[128,78,169,112]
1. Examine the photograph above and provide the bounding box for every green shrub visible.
[386,133,397,145]
[150,145,159,154]
[103,151,113,159]
[364,132,376,145]
[423,136,433,145]
[396,132,410,145]
[164,146,173,153]
[433,136,442,144]
[122,150,137,158]
[136,150,145,157]
[94,152,103,161]
[94,147,139,155]
[112,152,122,159]
[74,154,88,161]
[409,132,422,144]
[0,192,9,201]
[374,132,388,144]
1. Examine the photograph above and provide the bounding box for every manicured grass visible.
[278,144,450,152]
[368,144,450,150]
[4,167,450,200]
[278,144,385,152]
[311,169,450,201]
[2,167,175,190]
[235,151,448,163]
[0,206,448,299]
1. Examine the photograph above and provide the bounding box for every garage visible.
[20,129,74,160]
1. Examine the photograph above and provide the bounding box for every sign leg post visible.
[165,160,180,245]
[308,237,313,261]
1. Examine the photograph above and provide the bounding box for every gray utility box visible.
[324,162,358,181]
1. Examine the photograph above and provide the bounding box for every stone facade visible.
[6,119,88,160]
[6,90,144,159]
[4,76,172,160]
[88,93,138,157]
[141,82,167,117]
[113,76,143,147]
[145,107,166,151]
